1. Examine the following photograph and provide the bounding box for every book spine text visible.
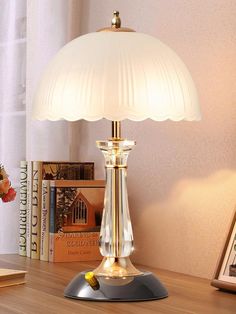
[26,161,32,257]
[19,161,27,256]
[40,180,50,261]
[31,161,42,259]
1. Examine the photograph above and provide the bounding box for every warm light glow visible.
[135,169,236,278]
[33,32,200,121]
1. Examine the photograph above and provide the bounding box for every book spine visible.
[49,184,56,262]
[19,161,27,256]
[31,161,42,259]
[26,161,32,257]
[40,180,50,261]
[83,163,94,180]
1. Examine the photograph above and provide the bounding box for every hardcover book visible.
[49,180,105,262]
[31,161,94,260]
[40,180,50,261]
[26,161,32,257]
[0,269,27,288]
[19,161,27,256]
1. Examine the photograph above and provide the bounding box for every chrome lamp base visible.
[64,271,168,301]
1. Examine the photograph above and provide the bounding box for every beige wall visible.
[75,0,236,279]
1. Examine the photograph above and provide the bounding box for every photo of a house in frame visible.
[54,181,105,233]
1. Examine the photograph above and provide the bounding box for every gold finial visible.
[111,11,121,28]
[97,11,135,32]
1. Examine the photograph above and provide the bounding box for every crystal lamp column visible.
[94,139,141,277]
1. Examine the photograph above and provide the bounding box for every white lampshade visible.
[33,32,200,121]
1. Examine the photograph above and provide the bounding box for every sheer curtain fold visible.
[0,0,81,253]
[0,0,27,253]
[26,0,81,161]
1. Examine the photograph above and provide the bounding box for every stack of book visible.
[0,269,27,288]
[19,161,105,262]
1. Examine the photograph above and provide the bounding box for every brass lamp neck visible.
[112,121,121,140]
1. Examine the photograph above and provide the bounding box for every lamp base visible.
[64,271,168,302]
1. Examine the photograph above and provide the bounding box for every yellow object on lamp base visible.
[84,272,100,290]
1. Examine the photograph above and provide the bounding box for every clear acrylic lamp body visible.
[98,140,134,259]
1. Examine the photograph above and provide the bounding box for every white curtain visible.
[0,0,26,253]
[0,0,81,253]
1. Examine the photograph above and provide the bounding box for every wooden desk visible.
[0,255,235,314]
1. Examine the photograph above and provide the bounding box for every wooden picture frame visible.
[211,210,236,292]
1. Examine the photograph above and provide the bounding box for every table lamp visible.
[33,12,200,301]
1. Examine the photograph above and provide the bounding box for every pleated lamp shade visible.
[33,32,200,121]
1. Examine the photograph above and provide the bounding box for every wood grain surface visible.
[0,255,235,314]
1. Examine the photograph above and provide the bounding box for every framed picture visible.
[211,210,236,292]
